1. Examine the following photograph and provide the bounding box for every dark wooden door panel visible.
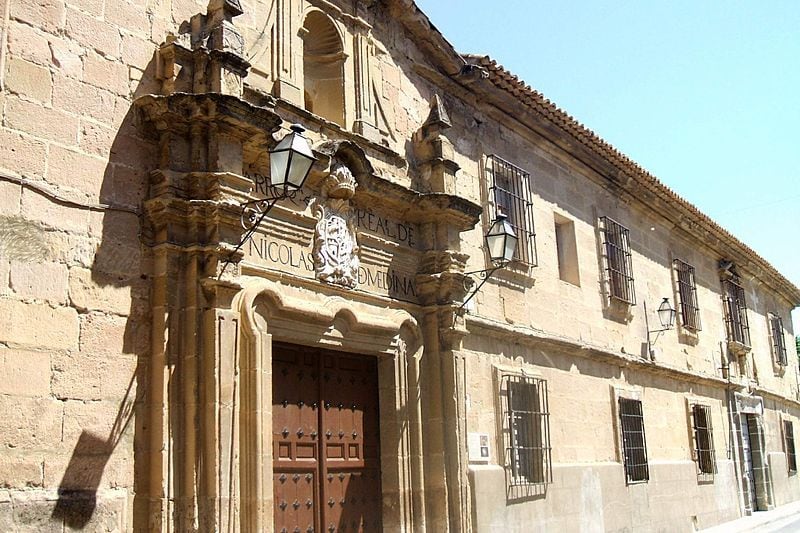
[273,344,382,533]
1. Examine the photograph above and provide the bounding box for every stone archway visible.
[234,279,426,532]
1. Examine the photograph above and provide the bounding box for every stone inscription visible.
[246,234,418,301]
[355,209,416,248]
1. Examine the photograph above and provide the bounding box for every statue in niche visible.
[313,161,359,288]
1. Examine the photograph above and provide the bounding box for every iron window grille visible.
[488,155,537,266]
[691,404,716,480]
[618,397,649,483]
[769,314,787,366]
[501,374,552,498]
[722,277,750,347]
[674,259,701,331]
[600,217,636,304]
[786,420,797,473]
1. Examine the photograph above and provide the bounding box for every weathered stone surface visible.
[47,144,108,201]
[10,261,69,304]
[0,453,44,488]
[0,347,51,396]
[10,0,66,33]
[68,267,131,315]
[0,396,62,450]
[5,57,52,103]
[0,128,48,179]
[0,299,79,350]
[52,351,137,401]
[5,96,80,145]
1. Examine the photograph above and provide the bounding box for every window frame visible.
[690,403,716,481]
[500,373,552,497]
[721,276,750,348]
[674,259,701,331]
[785,420,797,474]
[487,154,537,267]
[618,397,649,484]
[600,216,636,305]
[769,313,788,366]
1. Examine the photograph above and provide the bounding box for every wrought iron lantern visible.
[644,297,676,359]
[656,297,676,330]
[485,214,518,266]
[220,124,317,276]
[459,214,518,310]
[269,124,316,193]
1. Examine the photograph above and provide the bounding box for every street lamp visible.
[269,124,316,193]
[645,297,676,359]
[459,214,518,310]
[220,124,317,275]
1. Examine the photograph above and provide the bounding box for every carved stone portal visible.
[313,162,359,288]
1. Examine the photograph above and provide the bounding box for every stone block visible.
[21,188,90,235]
[9,260,69,304]
[52,350,137,401]
[9,0,66,34]
[64,7,121,58]
[83,52,129,96]
[11,491,62,533]
[79,120,116,157]
[0,181,22,215]
[0,299,80,350]
[0,127,48,179]
[0,347,51,396]
[105,0,150,38]
[48,35,84,79]
[44,440,134,491]
[121,33,156,69]
[5,96,80,145]
[7,21,52,67]
[68,267,132,315]
[5,56,52,103]
[67,0,104,17]
[80,312,148,356]
[0,453,44,487]
[46,144,109,201]
[0,396,63,450]
[53,74,116,125]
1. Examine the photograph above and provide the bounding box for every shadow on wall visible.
[47,50,161,529]
[51,371,137,528]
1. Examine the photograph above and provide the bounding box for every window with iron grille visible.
[674,259,701,331]
[501,375,551,495]
[722,277,750,347]
[691,404,715,479]
[487,155,537,266]
[769,314,787,366]
[786,420,797,473]
[600,217,635,304]
[618,397,649,483]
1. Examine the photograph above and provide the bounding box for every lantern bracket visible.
[644,297,676,360]
[459,265,506,310]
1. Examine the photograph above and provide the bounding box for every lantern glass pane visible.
[270,149,290,187]
[487,233,505,261]
[287,153,314,189]
[504,234,518,262]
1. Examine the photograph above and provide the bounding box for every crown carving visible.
[322,162,357,199]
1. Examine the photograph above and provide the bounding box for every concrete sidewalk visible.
[701,501,800,532]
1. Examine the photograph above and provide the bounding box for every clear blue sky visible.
[415,0,800,334]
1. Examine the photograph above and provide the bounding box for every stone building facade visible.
[0,0,798,531]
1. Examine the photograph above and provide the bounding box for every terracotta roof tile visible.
[465,54,800,302]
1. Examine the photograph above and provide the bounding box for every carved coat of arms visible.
[313,162,359,288]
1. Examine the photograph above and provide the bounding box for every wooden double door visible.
[272,344,382,533]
